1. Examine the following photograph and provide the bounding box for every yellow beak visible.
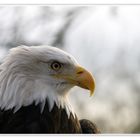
[74,66,95,96]
[55,66,95,96]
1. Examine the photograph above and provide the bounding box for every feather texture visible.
[0,101,81,133]
[0,45,77,117]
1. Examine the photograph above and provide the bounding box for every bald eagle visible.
[0,45,99,133]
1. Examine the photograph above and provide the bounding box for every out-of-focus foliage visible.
[0,6,140,133]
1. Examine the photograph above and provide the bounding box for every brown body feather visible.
[0,101,82,133]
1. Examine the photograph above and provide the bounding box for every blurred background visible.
[0,5,140,133]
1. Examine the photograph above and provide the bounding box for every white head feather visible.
[0,45,79,117]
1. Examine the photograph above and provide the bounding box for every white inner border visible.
[0,0,140,5]
[0,1,139,138]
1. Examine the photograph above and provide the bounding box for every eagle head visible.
[0,46,95,117]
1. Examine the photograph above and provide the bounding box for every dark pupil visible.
[53,63,59,69]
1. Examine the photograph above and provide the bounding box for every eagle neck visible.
[39,90,76,118]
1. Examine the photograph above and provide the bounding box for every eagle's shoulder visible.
[80,119,100,134]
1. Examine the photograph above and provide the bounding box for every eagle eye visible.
[51,61,62,71]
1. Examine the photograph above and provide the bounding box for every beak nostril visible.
[77,71,84,74]
[76,66,85,75]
